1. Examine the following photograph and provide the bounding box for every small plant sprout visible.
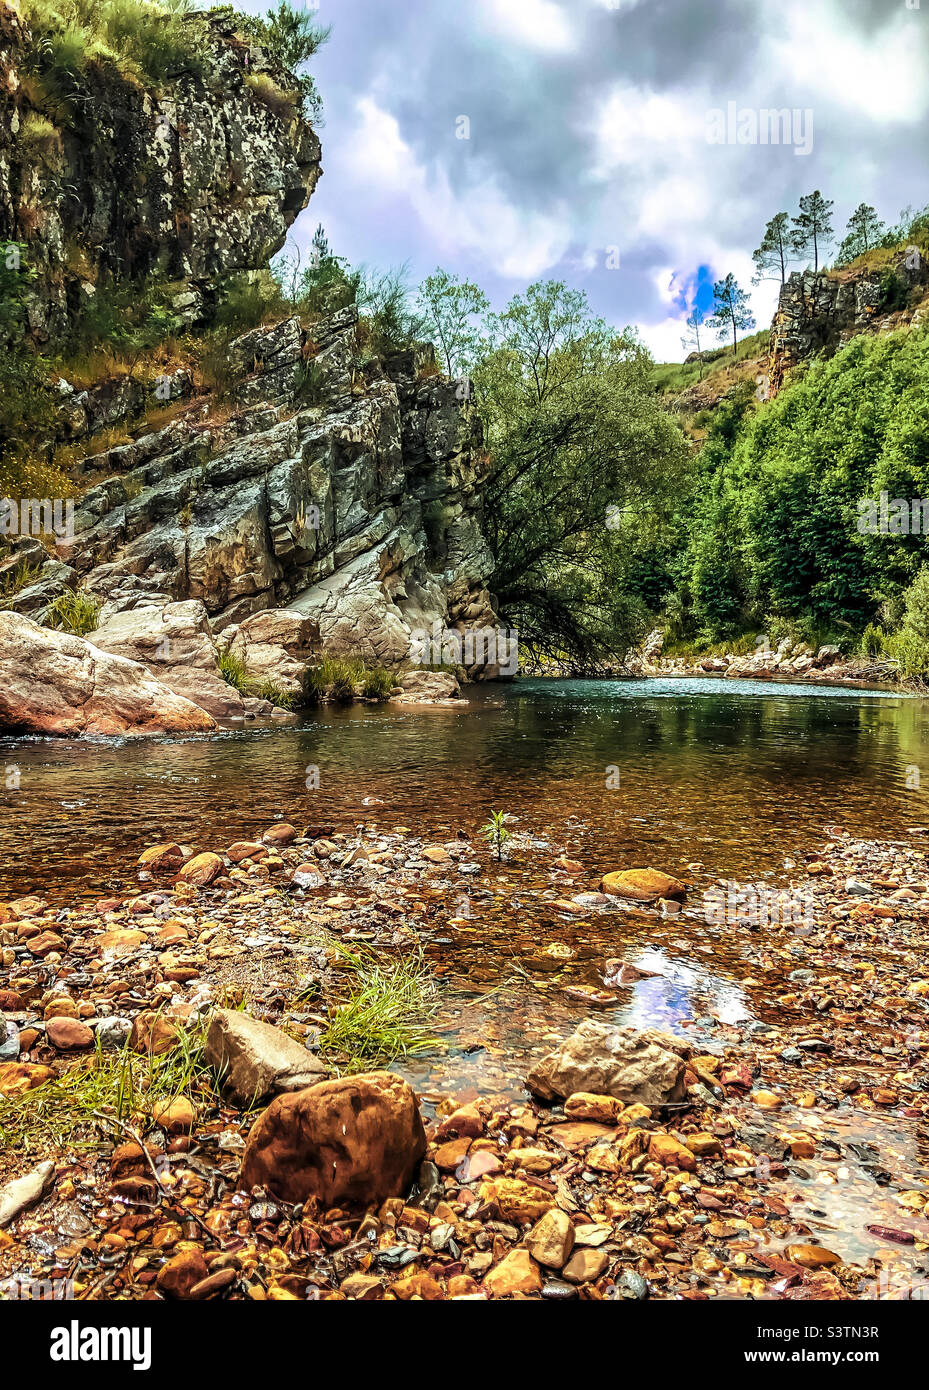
[480,809,511,860]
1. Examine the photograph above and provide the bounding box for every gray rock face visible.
[0,9,321,343]
[66,310,496,669]
[526,1021,690,1106]
[769,251,929,392]
[205,1007,328,1106]
[0,612,217,736]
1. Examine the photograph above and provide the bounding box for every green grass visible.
[319,944,439,1072]
[40,589,101,636]
[218,648,248,690]
[304,656,364,704]
[219,650,296,708]
[361,667,394,701]
[0,1028,209,1156]
[0,558,43,608]
[860,624,929,681]
[245,676,295,710]
[652,329,770,395]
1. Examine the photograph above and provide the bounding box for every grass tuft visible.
[319,944,438,1072]
[40,589,101,636]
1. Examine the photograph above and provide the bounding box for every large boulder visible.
[225,609,319,700]
[88,599,246,720]
[205,1008,328,1105]
[239,1072,426,1208]
[0,613,216,736]
[526,1021,690,1106]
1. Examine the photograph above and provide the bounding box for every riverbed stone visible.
[238,1071,426,1208]
[205,1008,328,1104]
[600,868,686,901]
[527,1021,689,1106]
[524,1208,575,1269]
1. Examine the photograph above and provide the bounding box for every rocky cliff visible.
[768,249,929,394]
[0,4,321,340]
[0,5,497,726]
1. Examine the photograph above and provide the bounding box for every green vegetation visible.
[19,0,206,94]
[654,329,929,674]
[319,944,438,1072]
[0,558,42,607]
[480,809,511,861]
[40,588,101,636]
[218,650,295,708]
[0,1029,208,1154]
[239,1,330,121]
[361,667,394,701]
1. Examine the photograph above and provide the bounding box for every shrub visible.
[361,667,393,701]
[40,589,101,635]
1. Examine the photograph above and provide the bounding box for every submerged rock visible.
[526,1020,690,1106]
[599,868,686,902]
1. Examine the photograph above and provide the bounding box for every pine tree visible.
[752,212,792,284]
[707,274,756,356]
[681,308,706,377]
[837,203,886,265]
[791,191,834,272]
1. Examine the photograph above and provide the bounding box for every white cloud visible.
[343,97,570,279]
[479,0,575,53]
[765,1,928,123]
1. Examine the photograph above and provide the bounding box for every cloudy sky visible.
[243,0,929,360]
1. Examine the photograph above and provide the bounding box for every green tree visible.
[680,307,706,376]
[752,212,792,284]
[707,273,756,355]
[791,190,834,272]
[242,2,331,117]
[415,269,490,376]
[473,281,689,664]
[837,203,886,265]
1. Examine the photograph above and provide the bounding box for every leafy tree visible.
[473,281,689,664]
[415,269,490,377]
[680,307,706,376]
[791,190,834,272]
[707,273,756,355]
[752,212,792,284]
[837,203,887,265]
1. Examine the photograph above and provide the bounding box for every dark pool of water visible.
[0,676,925,901]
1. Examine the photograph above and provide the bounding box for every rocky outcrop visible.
[65,309,495,670]
[88,598,247,719]
[0,5,321,343]
[0,612,216,736]
[526,1022,690,1106]
[769,250,929,394]
[239,1072,427,1208]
